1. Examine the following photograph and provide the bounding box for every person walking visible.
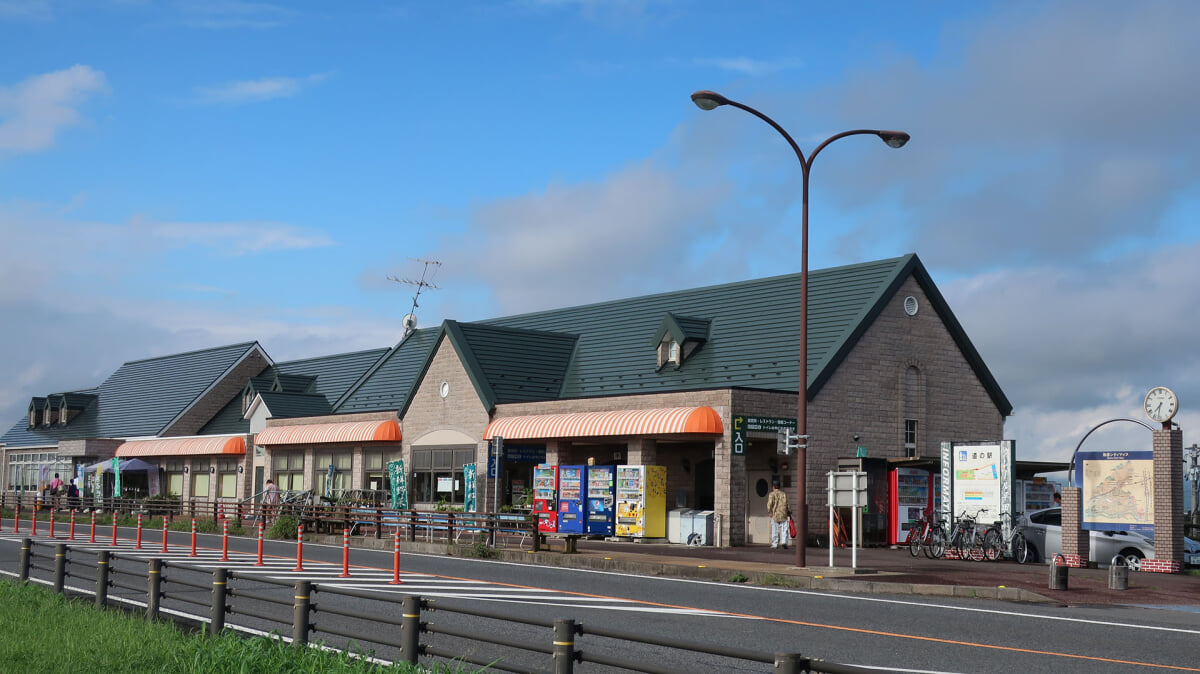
[66,478,81,511]
[263,479,281,523]
[767,480,790,550]
[48,473,64,510]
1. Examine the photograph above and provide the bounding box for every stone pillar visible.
[1150,427,1183,573]
[626,439,657,466]
[1061,487,1088,568]
[545,440,566,466]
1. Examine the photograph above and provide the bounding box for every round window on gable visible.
[903,296,919,316]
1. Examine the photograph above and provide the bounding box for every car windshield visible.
[1029,509,1061,526]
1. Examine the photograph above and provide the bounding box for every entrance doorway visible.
[693,458,714,510]
[746,470,774,544]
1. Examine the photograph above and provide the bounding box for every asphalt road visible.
[2,526,1198,673]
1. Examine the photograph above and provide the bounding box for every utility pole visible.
[1186,443,1200,526]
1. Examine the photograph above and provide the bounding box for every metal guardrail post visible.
[553,618,577,674]
[18,538,31,582]
[147,559,162,620]
[775,652,804,673]
[53,543,67,594]
[1049,553,1068,590]
[210,568,228,634]
[293,580,311,647]
[400,595,422,664]
[95,550,110,608]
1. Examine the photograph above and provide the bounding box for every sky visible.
[3,1,1200,485]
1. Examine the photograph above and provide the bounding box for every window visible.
[217,458,239,498]
[6,452,70,491]
[668,341,680,364]
[315,450,353,496]
[191,459,211,499]
[364,449,403,496]
[904,419,918,458]
[410,447,475,505]
[271,451,305,492]
[164,459,185,497]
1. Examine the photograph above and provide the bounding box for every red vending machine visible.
[533,463,559,533]
[889,467,933,545]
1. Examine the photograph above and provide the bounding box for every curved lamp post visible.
[691,90,908,567]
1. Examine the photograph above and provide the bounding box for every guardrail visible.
[4,537,872,674]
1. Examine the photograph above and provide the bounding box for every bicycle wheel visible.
[1013,532,1030,564]
[982,527,1004,561]
[967,530,987,561]
[908,522,924,557]
[924,523,947,559]
[948,528,966,560]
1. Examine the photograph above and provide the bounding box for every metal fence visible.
[5,537,872,674]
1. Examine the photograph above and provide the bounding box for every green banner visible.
[112,457,121,498]
[387,459,408,509]
[464,463,477,512]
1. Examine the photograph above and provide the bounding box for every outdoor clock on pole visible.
[1144,386,1178,424]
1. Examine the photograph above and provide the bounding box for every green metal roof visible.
[337,254,1009,416]
[2,342,265,449]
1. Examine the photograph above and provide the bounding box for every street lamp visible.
[691,89,908,567]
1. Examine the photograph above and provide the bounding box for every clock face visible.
[1144,386,1178,423]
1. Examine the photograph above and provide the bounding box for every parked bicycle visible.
[906,508,947,559]
[948,509,989,561]
[980,510,1030,564]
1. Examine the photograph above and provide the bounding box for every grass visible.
[757,573,801,588]
[0,580,480,673]
[727,572,748,583]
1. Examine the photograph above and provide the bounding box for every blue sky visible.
[3,1,1200,476]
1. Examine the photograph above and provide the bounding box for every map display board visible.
[1075,450,1154,536]
[939,441,1013,525]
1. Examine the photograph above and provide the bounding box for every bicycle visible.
[906,508,947,559]
[980,511,1030,563]
[948,509,989,561]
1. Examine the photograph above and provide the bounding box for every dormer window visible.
[668,340,681,364]
[59,400,69,426]
[652,312,710,371]
[27,398,46,428]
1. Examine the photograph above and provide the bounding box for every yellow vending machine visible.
[615,465,667,538]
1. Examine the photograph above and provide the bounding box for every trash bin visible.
[684,510,715,546]
[668,509,692,544]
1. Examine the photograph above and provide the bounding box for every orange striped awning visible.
[484,406,723,440]
[254,419,401,446]
[116,435,246,457]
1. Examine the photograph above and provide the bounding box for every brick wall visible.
[1151,427,1183,569]
[1061,487,1089,567]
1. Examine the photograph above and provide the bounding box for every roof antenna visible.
[388,258,441,338]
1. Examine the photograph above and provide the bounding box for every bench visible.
[539,533,582,553]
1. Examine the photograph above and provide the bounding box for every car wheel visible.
[1121,550,1143,571]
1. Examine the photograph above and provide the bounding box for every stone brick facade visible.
[1150,427,1184,571]
[1061,487,1089,567]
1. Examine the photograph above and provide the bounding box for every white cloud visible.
[194,73,327,105]
[0,65,108,154]
[173,0,298,29]
[0,0,52,21]
[694,56,804,77]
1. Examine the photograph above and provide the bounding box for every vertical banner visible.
[112,458,122,499]
[387,459,408,510]
[324,464,335,498]
[75,465,85,497]
[147,467,161,497]
[464,463,477,512]
[94,465,103,505]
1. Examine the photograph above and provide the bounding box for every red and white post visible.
[190,518,198,557]
[391,530,403,585]
[255,520,264,566]
[111,512,118,546]
[48,508,55,539]
[69,510,76,540]
[221,519,230,562]
[31,508,38,537]
[340,527,351,577]
[135,512,143,549]
[293,523,304,572]
[161,517,169,553]
[89,510,96,543]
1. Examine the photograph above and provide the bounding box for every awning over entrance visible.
[485,406,724,440]
[115,435,246,457]
[254,419,402,446]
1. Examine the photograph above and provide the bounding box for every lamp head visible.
[879,131,910,149]
[691,90,730,111]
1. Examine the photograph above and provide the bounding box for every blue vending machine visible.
[557,465,587,534]
[585,465,616,536]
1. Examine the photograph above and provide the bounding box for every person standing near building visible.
[767,480,790,549]
[48,473,64,509]
[263,479,281,523]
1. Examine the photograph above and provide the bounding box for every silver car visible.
[1019,507,1154,570]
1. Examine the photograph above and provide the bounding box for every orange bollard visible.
[32,508,38,537]
[111,514,118,546]
[13,502,19,534]
[90,510,96,543]
[49,509,56,539]
[162,517,169,553]
[293,523,304,572]
[255,520,264,566]
[190,518,197,557]
[340,528,351,577]
[69,511,76,540]
[391,530,403,585]
[136,513,143,549]
[221,519,230,561]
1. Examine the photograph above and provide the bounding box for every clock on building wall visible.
[1144,386,1178,424]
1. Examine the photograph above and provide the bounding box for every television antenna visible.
[387,258,441,337]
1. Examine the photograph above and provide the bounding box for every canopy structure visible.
[83,457,159,473]
[115,435,246,457]
[254,419,401,446]
[484,406,724,441]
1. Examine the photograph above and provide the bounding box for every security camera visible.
[853,434,860,442]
